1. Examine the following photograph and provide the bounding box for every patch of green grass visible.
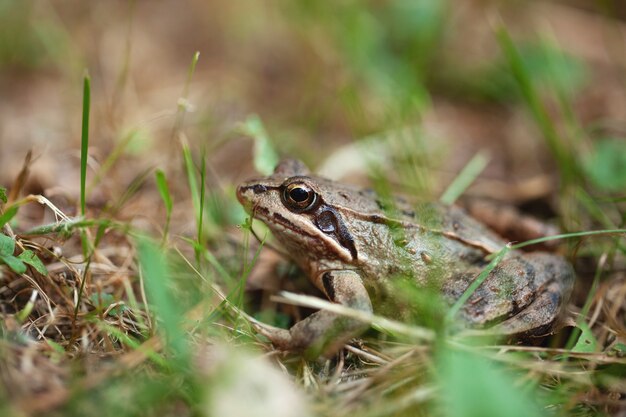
[0,1,68,70]
[137,236,189,365]
[454,38,588,105]
[438,344,545,417]
[584,138,626,192]
[497,27,580,183]
[238,114,280,175]
[283,0,447,132]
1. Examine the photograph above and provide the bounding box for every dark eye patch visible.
[314,208,358,260]
[315,210,336,233]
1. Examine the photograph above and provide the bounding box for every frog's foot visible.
[251,321,293,349]
[489,280,565,337]
[489,253,574,337]
[252,270,373,358]
[451,252,574,339]
[457,280,569,340]
[252,310,367,357]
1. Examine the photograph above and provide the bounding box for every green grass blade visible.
[440,151,490,205]
[496,26,578,183]
[238,115,279,175]
[155,169,173,242]
[77,72,92,294]
[182,143,200,214]
[196,149,207,263]
[80,71,91,216]
[155,170,173,215]
[137,236,189,365]
[182,141,201,229]
[511,228,626,250]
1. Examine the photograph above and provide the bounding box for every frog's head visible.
[237,159,373,265]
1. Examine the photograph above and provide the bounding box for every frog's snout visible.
[236,181,269,211]
[236,184,252,208]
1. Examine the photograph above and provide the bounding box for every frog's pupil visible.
[290,187,309,203]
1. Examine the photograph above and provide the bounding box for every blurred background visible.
[1,0,625,209]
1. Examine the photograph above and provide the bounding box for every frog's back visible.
[395,198,507,254]
[320,180,508,253]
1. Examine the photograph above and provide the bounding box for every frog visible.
[237,159,575,357]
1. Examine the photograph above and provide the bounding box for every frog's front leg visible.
[255,270,373,358]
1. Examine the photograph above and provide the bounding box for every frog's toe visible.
[252,321,294,350]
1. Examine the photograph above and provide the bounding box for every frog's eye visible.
[282,182,317,212]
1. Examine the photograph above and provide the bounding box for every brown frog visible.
[237,159,575,357]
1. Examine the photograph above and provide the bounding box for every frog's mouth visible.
[239,202,353,266]
[248,205,315,245]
